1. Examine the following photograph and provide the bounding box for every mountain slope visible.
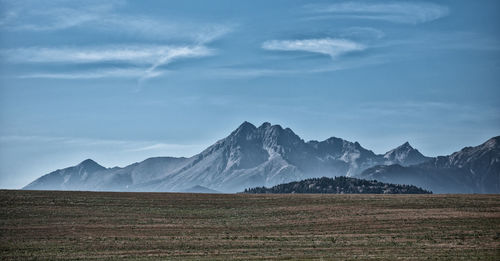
[242,176,431,194]
[360,136,500,193]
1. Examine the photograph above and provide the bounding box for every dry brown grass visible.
[1,190,499,260]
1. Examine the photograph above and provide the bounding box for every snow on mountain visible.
[23,122,495,193]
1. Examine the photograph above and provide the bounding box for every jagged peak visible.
[259,122,272,129]
[260,123,284,135]
[387,141,416,154]
[396,142,413,151]
[237,121,256,130]
[230,121,257,137]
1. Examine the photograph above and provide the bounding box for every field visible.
[1,190,499,260]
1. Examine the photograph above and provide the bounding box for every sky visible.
[0,0,499,189]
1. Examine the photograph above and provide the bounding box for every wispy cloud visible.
[262,38,365,59]
[305,2,449,24]
[0,1,234,42]
[0,0,232,81]
[3,45,214,80]
[1,1,117,31]
[126,143,198,152]
[3,45,213,64]
[17,68,166,80]
[0,135,202,154]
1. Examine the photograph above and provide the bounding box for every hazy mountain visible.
[23,157,190,191]
[360,136,500,193]
[24,159,106,190]
[23,122,496,193]
[242,176,431,194]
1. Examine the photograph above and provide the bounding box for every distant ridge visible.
[242,176,431,194]
[361,136,500,193]
[23,122,499,193]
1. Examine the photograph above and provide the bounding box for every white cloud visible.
[140,46,214,81]
[0,1,234,42]
[305,2,449,24]
[3,45,213,64]
[17,68,166,80]
[126,143,198,152]
[1,1,116,31]
[0,1,230,81]
[262,38,365,59]
[3,45,213,80]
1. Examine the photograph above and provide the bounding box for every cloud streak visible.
[262,38,365,59]
[3,45,213,64]
[0,135,202,154]
[3,45,213,80]
[0,0,232,81]
[0,1,234,43]
[305,2,449,24]
[17,68,166,80]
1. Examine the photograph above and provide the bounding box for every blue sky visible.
[0,0,499,189]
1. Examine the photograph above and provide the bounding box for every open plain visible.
[1,190,499,260]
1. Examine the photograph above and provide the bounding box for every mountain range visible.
[360,136,500,193]
[23,122,499,193]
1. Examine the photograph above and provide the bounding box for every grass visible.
[1,190,499,260]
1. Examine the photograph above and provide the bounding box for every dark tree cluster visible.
[242,176,432,194]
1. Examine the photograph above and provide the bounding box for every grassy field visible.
[1,190,499,260]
